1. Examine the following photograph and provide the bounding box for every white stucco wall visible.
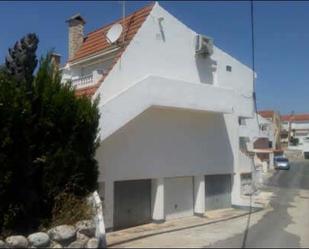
[282,120,309,131]
[96,108,235,182]
[290,121,309,130]
[238,150,254,174]
[238,113,274,177]
[97,108,240,228]
[94,3,254,119]
[239,114,273,142]
[98,75,255,141]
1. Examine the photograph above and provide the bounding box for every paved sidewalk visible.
[106,203,272,248]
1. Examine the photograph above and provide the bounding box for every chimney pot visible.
[51,53,61,69]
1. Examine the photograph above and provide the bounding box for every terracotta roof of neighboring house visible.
[258,110,274,119]
[250,148,283,154]
[73,2,155,97]
[75,85,100,98]
[281,114,309,122]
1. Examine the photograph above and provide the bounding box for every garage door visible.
[205,175,231,211]
[165,177,194,220]
[114,180,151,230]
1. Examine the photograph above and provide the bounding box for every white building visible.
[62,3,256,230]
[281,114,309,155]
[238,113,275,189]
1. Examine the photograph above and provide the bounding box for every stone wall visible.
[285,149,303,160]
[0,220,99,248]
[0,191,106,249]
[241,173,255,196]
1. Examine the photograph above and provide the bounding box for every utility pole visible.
[122,1,125,44]
[288,110,294,146]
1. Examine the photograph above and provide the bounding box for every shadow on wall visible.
[195,55,217,84]
[96,107,234,181]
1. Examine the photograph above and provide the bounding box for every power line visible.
[242,2,257,248]
[251,0,259,127]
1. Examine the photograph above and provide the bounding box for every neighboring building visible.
[238,114,260,194]
[281,114,309,155]
[61,3,256,230]
[258,110,282,150]
[239,113,275,188]
[254,114,275,170]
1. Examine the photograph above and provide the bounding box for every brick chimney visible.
[66,13,86,61]
[50,53,61,70]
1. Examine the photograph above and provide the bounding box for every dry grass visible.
[40,191,93,231]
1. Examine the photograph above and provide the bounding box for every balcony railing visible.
[71,70,104,88]
[72,74,93,87]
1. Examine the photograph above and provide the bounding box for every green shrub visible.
[0,34,99,235]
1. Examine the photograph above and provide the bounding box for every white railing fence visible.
[72,74,93,87]
[71,70,104,88]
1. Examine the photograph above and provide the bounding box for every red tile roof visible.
[72,3,155,97]
[75,84,99,98]
[281,114,309,122]
[258,110,274,119]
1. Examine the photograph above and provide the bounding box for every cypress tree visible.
[0,34,99,234]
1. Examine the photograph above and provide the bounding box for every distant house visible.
[258,110,282,150]
[254,114,275,170]
[61,2,256,230]
[281,114,309,155]
[238,112,275,188]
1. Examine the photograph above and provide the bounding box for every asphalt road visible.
[209,160,309,248]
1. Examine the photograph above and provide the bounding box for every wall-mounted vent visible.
[195,34,214,56]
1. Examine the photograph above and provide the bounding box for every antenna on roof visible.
[106,23,123,44]
[122,1,125,44]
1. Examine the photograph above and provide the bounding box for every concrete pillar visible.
[151,178,165,222]
[194,175,205,216]
[231,172,242,206]
[104,180,114,230]
[269,152,274,169]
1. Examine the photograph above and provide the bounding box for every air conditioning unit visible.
[195,34,214,56]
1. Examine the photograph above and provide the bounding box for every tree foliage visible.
[5,33,39,87]
[0,34,99,234]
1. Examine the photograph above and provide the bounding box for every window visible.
[259,124,267,131]
[238,117,246,126]
[226,65,232,72]
[239,137,249,152]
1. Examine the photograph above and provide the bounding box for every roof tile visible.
[281,114,309,122]
[258,110,274,118]
[73,2,155,97]
[71,3,154,63]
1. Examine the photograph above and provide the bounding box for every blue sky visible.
[0,1,308,115]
